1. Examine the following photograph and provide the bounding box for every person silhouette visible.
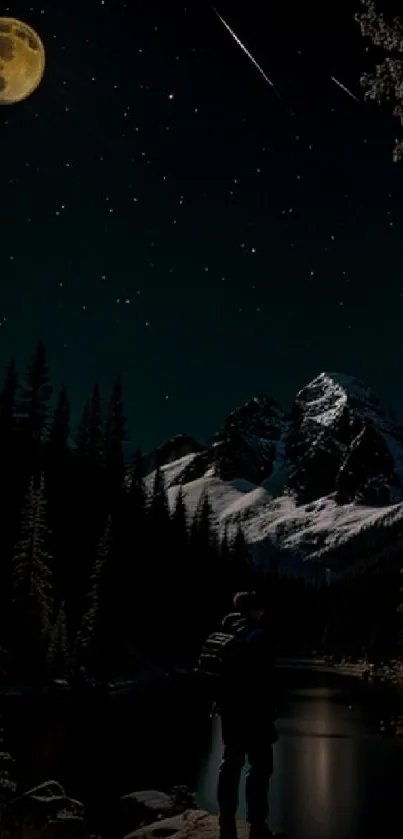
[213,591,284,839]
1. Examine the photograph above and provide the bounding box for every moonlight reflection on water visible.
[196,679,402,839]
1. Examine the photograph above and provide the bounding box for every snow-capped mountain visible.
[143,373,403,576]
[285,372,403,506]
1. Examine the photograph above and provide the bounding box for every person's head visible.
[232,590,267,621]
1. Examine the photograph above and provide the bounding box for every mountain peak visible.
[216,393,284,436]
[143,371,403,575]
[295,371,383,428]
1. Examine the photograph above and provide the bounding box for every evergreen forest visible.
[0,341,401,689]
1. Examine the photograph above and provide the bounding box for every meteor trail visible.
[211,5,284,103]
[331,76,360,104]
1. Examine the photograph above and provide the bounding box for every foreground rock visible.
[1,780,88,839]
[120,787,197,836]
[124,809,249,839]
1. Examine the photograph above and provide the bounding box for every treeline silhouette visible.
[0,340,402,688]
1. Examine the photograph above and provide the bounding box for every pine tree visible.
[76,516,112,673]
[119,447,146,643]
[220,525,231,565]
[12,474,53,683]
[104,376,129,494]
[71,383,106,632]
[171,488,188,550]
[0,717,16,814]
[396,567,403,659]
[148,464,171,529]
[126,445,147,556]
[356,0,403,162]
[148,463,172,577]
[128,446,146,517]
[169,488,191,644]
[75,398,91,455]
[44,385,72,607]
[93,510,133,680]
[75,381,103,464]
[17,340,53,441]
[230,525,254,593]
[0,359,20,647]
[217,525,232,610]
[190,492,221,635]
[47,602,70,679]
[0,357,18,437]
[191,491,215,552]
[48,385,70,449]
[145,465,174,645]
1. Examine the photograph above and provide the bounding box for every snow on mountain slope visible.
[155,452,201,490]
[147,462,403,574]
[143,433,205,475]
[143,372,403,573]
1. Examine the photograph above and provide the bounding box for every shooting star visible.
[331,76,360,104]
[211,5,284,103]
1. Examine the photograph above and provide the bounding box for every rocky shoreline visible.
[0,782,221,839]
[324,656,403,736]
[326,656,403,688]
[126,808,248,839]
[2,658,403,838]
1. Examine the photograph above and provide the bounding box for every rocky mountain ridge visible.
[144,373,403,573]
[149,373,403,506]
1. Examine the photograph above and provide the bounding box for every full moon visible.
[0,18,45,105]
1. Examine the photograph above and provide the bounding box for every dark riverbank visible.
[1,662,403,838]
[1,677,210,837]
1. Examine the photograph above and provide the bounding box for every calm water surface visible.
[6,667,403,839]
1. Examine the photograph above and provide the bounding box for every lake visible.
[4,666,403,839]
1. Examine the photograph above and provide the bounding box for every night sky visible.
[2,0,403,451]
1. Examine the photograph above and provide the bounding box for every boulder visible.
[124,810,250,839]
[1,780,88,839]
[120,790,176,832]
[119,787,197,835]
